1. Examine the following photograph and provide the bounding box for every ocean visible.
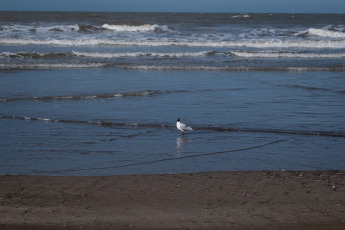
[0,12,345,175]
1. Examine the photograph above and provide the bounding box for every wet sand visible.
[1,171,345,230]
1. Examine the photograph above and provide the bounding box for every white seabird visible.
[176,118,193,135]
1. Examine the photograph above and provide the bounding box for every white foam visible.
[232,51,345,58]
[1,38,345,49]
[101,24,164,32]
[72,51,142,58]
[1,24,80,33]
[0,52,13,57]
[38,118,51,121]
[0,38,99,46]
[36,24,80,33]
[121,65,233,71]
[2,23,169,35]
[0,51,209,60]
[0,51,45,58]
[232,14,250,19]
[71,51,208,58]
[224,39,345,49]
[307,28,345,38]
[53,96,74,99]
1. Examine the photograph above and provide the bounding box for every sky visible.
[1,0,345,13]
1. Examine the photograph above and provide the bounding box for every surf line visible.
[0,90,164,103]
[33,139,285,174]
[1,115,345,138]
[193,126,345,138]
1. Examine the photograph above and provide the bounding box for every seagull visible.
[176,118,193,135]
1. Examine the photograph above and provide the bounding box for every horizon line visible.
[1,10,344,14]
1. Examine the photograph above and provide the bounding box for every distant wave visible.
[0,24,80,33]
[0,23,169,33]
[1,62,344,71]
[0,51,210,59]
[3,51,344,60]
[101,24,169,32]
[231,51,345,58]
[0,38,104,46]
[71,51,210,58]
[0,90,184,102]
[280,84,345,95]
[232,14,250,19]
[1,38,345,49]
[0,51,71,59]
[1,115,344,138]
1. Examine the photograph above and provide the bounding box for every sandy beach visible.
[0,171,344,230]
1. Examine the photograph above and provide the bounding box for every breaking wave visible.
[0,51,210,59]
[1,115,344,138]
[1,38,345,49]
[231,51,345,58]
[232,14,250,19]
[3,50,344,61]
[307,28,345,38]
[0,24,80,33]
[0,51,70,59]
[0,23,169,33]
[71,51,210,58]
[1,62,344,72]
[101,24,168,32]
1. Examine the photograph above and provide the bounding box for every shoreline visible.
[1,170,345,230]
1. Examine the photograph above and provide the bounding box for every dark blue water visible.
[1,12,345,175]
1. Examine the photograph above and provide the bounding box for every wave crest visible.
[1,115,344,138]
[101,24,168,32]
[2,50,344,61]
[231,51,345,59]
[0,51,209,59]
[1,38,345,48]
[232,14,250,19]
[0,51,69,59]
[307,28,345,38]
[0,90,168,102]
[71,51,209,58]
[1,24,80,33]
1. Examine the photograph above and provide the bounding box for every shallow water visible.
[1,69,345,175]
[1,12,345,175]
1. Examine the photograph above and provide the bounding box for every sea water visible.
[0,12,345,175]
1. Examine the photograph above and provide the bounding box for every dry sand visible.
[1,171,345,230]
